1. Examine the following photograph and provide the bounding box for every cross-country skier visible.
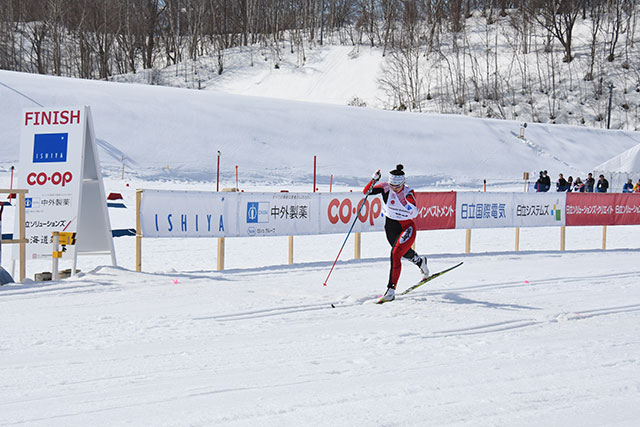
[364,164,429,302]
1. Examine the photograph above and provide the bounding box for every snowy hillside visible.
[2,70,639,190]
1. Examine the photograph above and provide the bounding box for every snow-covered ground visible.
[2,242,640,426]
[1,70,640,426]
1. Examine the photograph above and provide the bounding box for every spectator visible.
[572,177,585,192]
[567,176,573,192]
[556,173,569,191]
[534,171,544,192]
[634,179,640,193]
[541,170,551,192]
[622,178,634,193]
[596,174,609,193]
[585,173,595,192]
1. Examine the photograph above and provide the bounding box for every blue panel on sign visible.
[247,202,259,223]
[33,133,68,163]
[246,202,269,223]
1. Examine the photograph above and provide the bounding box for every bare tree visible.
[604,0,623,62]
[531,0,585,63]
[379,44,425,111]
[586,0,605,81]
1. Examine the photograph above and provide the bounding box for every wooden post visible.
[602,225,607,250]
[515,227,520,252]
[465,229,471,254]
[1,189,28,282]
[136,190,142,272]
[560,226,566,251]
[288,236,294,264]
[52,232,60,280]
[18,191,26,282]
[354,232,361,259]
[217,237,225,270]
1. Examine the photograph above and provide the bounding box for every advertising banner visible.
[414,192,456,230]
[455,192,514,229]
[455,192,566,229]
[566,193,616,226]
[139,191,640,238]
[238,192,318,237]
[566,193,640,226]
[140,190,236,238]
[613,194,640,225]
[512,193,566,227]
[319,192,385,234]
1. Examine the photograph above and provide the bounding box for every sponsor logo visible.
[25,198,33,208]
[247,202,270,223]
[399,226,414,244]
[27,171,73,187]
[327,197,382,226]
[33,133,68,163]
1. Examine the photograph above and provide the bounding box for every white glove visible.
[372,170,381,182]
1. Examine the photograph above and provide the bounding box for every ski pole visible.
[323,172,379,286]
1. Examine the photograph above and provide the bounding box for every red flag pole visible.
[216,151,221,192]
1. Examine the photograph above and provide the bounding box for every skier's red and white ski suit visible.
[363,181,419,288]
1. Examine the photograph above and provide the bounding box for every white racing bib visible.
[383,186,418,221]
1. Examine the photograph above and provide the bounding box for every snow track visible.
[1,250,639,426]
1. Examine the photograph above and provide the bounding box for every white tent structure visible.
[594,143,640,192]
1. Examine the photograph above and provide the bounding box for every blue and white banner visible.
[455,192,513,229]
[513,193,565,227]
[456,192,566,229]
[140,190,236,238]
[139,191,387,238]
[238,192,318,237]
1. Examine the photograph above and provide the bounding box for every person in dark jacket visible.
[541,170,551,192]
[585,173,595,192]
[534,171,544,192]
[596,174,609,193]
[556,174,569,191]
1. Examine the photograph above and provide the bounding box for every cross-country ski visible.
[376,262,464,304]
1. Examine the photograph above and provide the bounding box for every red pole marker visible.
[216,151,221,192]
[313,155,317,193]
[8,166,15,200]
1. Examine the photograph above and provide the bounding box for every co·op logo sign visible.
[327,197,382,226]
[27,171,73,187]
